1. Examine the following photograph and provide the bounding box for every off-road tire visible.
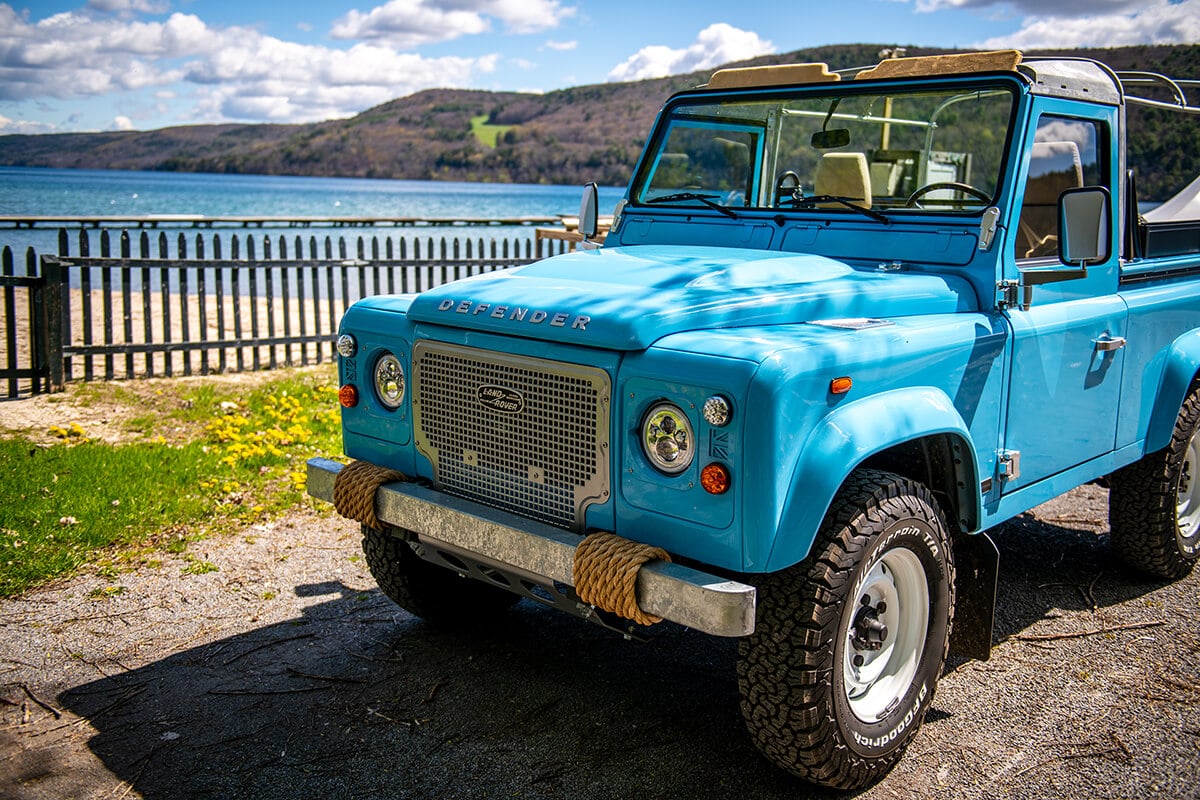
[737,469,955,790]
[362,524,519,623]
[1109,387,1200,579]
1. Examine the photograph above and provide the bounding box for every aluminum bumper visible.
[306,457,756,637]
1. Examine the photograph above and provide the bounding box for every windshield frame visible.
[628,75,1023,219]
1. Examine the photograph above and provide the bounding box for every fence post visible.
[39,255,67,392]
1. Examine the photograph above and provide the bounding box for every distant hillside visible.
[1,43,1196,198]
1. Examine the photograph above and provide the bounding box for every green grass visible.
[0,368,342,596]
[470,114,512,148]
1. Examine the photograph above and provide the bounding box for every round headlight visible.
[374,353,405,410]
[642,402,695,475]
[336,334,357,358]
[701,395,732,427]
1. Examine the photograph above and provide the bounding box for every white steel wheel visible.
[842,547,930,723]
[1175,425,1200,538]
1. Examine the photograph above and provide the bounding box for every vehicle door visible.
[1000,109,1127,490]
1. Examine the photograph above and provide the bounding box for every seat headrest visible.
[815,153,871,207]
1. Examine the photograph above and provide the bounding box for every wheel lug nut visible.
[853,654,865,667]
[860,595,871,606]
[876,601,887,614]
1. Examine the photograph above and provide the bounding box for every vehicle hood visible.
[404,245,978,351]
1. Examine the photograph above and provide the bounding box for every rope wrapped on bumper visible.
[573,533,672,626]
[332,460,408,530]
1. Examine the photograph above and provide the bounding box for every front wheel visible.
[361,524,519,623]
[1108,386,1200,579]
[737,470,955,790]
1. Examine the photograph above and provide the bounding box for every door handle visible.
[1093,335,1126,352]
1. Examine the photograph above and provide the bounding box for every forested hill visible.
[1,43,1196,198]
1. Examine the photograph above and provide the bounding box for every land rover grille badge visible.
[478,384,525,414]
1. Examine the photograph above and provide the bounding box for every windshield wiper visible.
[779,193,891,225]
[645,192,739,219]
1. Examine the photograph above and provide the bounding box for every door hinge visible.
[997,450,1021,482]
[996,280,1019,309]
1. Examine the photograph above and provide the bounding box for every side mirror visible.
[579,182,599,240]
[1058,186,1110,266]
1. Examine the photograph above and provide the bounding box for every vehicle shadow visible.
[56,499,1172,800]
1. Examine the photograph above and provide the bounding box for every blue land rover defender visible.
[309,50,1200,789]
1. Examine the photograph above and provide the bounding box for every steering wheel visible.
[775,171,802,206]
[904,182,991,208]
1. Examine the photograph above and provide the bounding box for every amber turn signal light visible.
[830,376,853,395]
[700,463,731,495]
[338,384,359,408]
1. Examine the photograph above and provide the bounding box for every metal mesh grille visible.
[413,342,610,530]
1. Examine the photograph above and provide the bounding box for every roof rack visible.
[1115,71,1200,114]
[704,53,1200,114]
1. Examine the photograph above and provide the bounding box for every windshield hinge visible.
[978,207,1000,250]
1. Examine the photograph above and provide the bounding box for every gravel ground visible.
[2,485,1198,800]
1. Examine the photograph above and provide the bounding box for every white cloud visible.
[330,0,574,46]
[110,114,135,130]
[607,23,774,82]
[544,39,577,51]
[480,0,576,34]
[970,0,1200,48]
[87,0,170,15]
[0,4,500,126]
[0,113,58,134]
[331,0,489,47]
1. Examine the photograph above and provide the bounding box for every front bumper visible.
[306,457,756,637]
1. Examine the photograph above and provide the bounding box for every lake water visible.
[0,167,627,259]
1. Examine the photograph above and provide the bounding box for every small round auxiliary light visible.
[700,463,731,495]
[830,376,853,395]
[338,384,359,408]
[335,334,357,358]
[702,395,732,427]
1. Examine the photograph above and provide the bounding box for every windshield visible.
[632,85,1016,215]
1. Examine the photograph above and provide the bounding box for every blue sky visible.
[2,0,1197,134]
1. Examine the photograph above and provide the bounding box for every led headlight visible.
[336,334,357,358]
[702,395,732,427]
[642,402,695,475]
[373,353,405,410]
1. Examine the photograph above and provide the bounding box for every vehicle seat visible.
[1018,140,1083,258]
[815,153,872,208]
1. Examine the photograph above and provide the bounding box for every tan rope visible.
[332,460,408,530]
[573,533,672,626]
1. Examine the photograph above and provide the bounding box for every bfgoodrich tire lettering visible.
[361,524,518,623]
[737,470,955,790]
[1109,386,1200,579]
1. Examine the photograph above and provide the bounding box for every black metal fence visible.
[1,226,569,398]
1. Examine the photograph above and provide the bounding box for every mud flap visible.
[949,531,999,661]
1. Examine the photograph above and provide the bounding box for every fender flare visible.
[1145,330,1200,453]
[764,386,980,573]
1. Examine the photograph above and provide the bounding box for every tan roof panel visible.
[707,63,840,89]
[855,50,1022,81]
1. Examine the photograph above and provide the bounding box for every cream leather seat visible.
[815,153,872,208]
